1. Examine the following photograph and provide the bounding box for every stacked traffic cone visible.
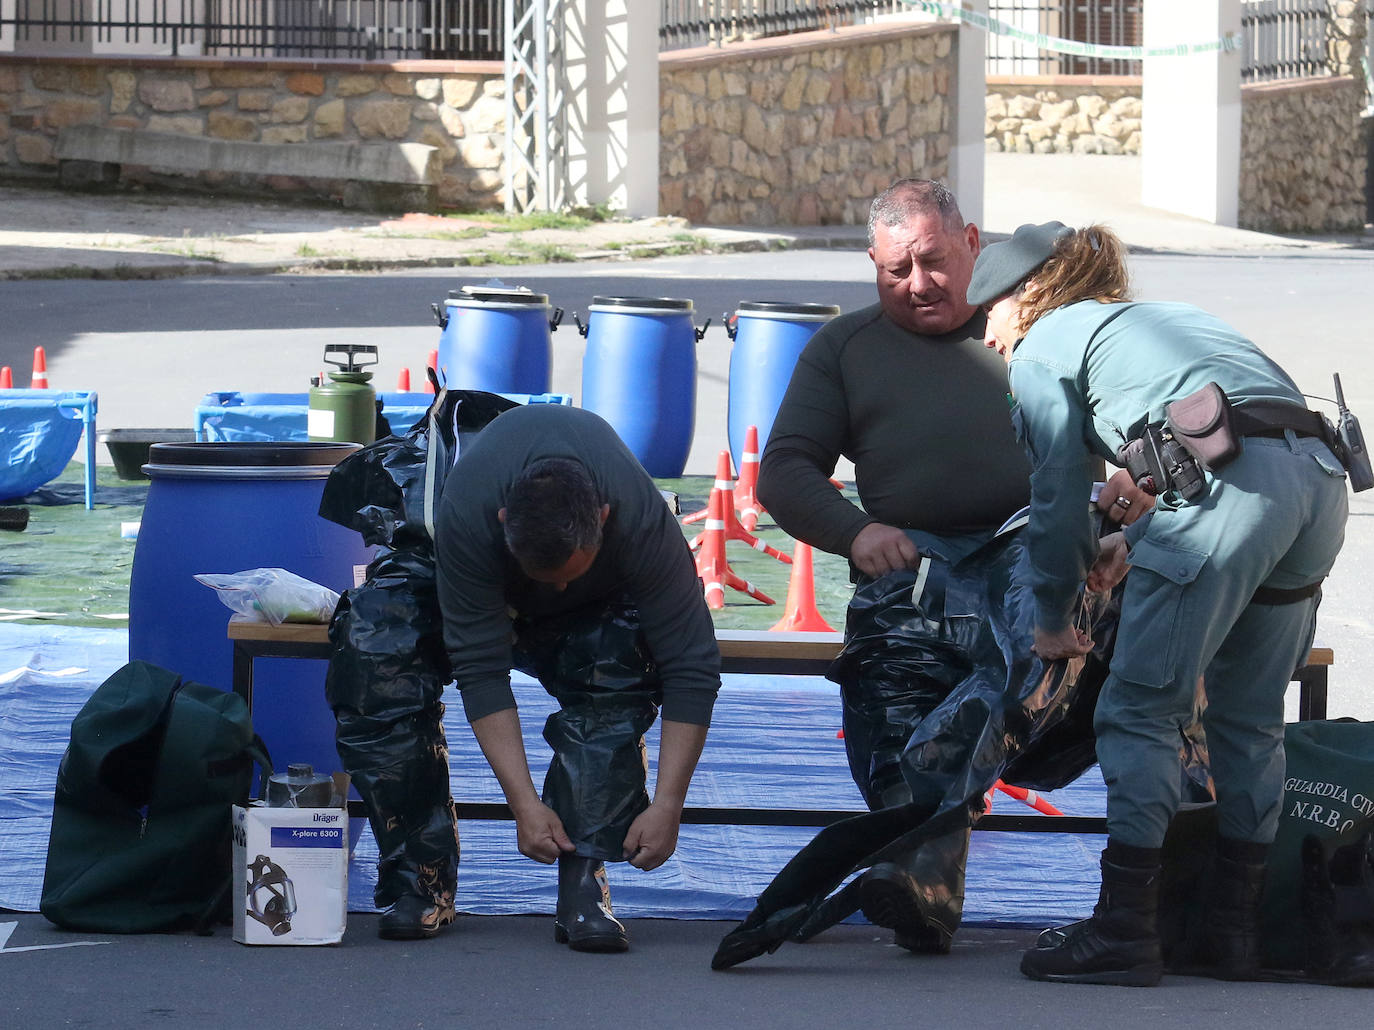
[0,366,11,388]
[687,451,791,564]
[680,452,732,526]
[694,484,775,610]
[734,424,764,532]
[425,349,439,393]
[983,779,1064,816]
[769,540,835,632]
[397,367,411,391]
[31,346,48,389]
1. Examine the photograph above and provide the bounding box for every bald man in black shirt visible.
[761,180,1040,953]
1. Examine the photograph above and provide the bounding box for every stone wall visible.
[0,55,508,208]
[1239,75,1367,233]
[988,73,1366,233]
[659,22,957,226]
[985,76,1142,155]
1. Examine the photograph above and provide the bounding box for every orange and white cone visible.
[688,451,791,564]
[681,449,735,526]
[990,780,1063,817]
[734,424,765,532]
[694,485,775,609]
[0,366,12,389]
[397,367,411,392]
[769,540,835,632]
[425,349,439,393]
[31,346,48,389]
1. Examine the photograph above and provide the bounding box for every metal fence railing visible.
[0,0,1360,80]
[658,1,908,51]
[0,0,503,60]
[1241,0,1333,82]
[986,2,1141,78]
[984,1,1347,84]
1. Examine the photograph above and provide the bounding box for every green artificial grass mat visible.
[1,462,855,633]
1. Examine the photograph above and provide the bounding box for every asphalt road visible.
[4,911,1371,1030]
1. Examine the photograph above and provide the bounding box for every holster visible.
[1166,382,1240,470]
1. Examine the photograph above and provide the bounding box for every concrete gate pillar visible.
[1141,0,1242,225]
[560,1,660,217]
[952,0,986,228]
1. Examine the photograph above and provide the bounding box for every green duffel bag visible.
[40,660,271,934]
[1262,718,1374,975]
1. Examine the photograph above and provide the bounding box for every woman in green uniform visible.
[968,222,1349,986]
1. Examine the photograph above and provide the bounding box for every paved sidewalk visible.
[2,155,1370,280]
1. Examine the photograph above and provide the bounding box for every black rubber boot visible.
[858,833,966,956]
[1173,838,1268,981]
[378,893,456,940]
[1020,842,1163,987]
[554,855,629,953]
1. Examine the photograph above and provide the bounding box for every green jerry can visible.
[308,344,379,445]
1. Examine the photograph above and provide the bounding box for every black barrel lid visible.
[737,300,841,316]
[447,285,549,305]
[147,442,360,467]
[590,295,693,311]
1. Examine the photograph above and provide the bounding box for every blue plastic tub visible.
[0,389,98,507]
[435,286,563,394]
[726,301,839,473]
[196,390,571,441]
[580,296,701,478]
[128,442,374,785]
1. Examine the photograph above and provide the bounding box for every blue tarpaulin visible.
[0,622,1102,925]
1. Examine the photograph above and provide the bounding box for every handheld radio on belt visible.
[1332,373,1373,492]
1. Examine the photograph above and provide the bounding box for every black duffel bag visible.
[41,660,271,934]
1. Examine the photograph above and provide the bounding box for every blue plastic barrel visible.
[129,442,373,786]
[435,286,562,394]
[580,296,701,478]
[726,301,840,474]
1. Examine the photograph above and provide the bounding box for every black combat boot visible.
[378,893,456,940]
[1172,838,1268,981]
[554,855,629,953]
[1021,841,1163,986]
[1303,830,1374,986]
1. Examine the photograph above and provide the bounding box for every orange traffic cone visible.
[0,366,11,388]
[734,424,764,532]
[994,780,1064,817]
[687,452,791,564]
[425,349,439,393]
[694,485,775,609]
[31,346,48,389]
[769,540,835,632]
[681,449,734,525]
[397,367,411,391]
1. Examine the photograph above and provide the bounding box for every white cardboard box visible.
[232,800,348,945]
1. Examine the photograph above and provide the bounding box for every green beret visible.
[966,221,1073,307]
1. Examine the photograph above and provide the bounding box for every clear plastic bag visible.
[194,568,341,626]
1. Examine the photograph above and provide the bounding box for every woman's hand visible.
[1032,624,1094,660]
[1087,532,1131,594]
[1097,469,1153,527]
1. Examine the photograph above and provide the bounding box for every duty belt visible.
[1230,401,1334,445]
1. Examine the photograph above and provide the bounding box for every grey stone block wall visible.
[0,57,509,209]
[658,22,957,226]
[1240,75,1368,233]
[988,73,1367,233]
[985,77,1142,155]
